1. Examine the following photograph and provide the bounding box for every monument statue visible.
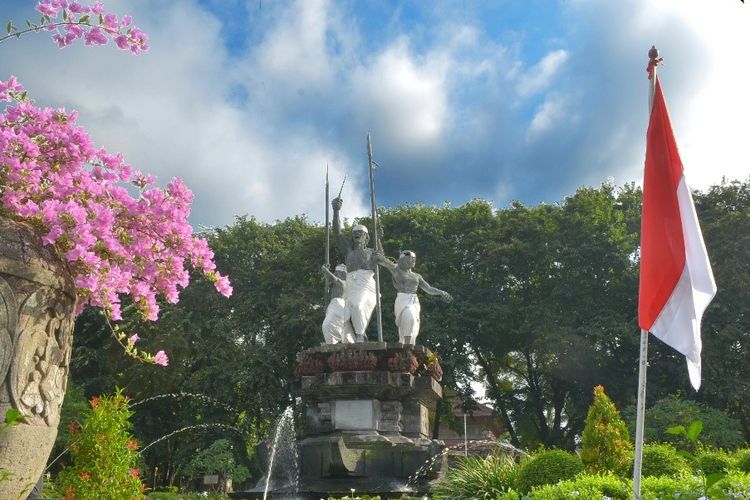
[331,196,380,342]
[376,250,452,345]
[320,264,355,344]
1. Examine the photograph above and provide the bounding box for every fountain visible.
[234,343,446,498]
[261,407,299,498]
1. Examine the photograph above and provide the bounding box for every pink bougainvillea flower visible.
[153,351,169,367]
[1,4,230,367]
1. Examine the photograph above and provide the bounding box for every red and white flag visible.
[638,77,717,390]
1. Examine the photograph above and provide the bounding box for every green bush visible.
[526,472,629,499]
[640,475,703,499]
[146,493,229,500]
[183,438,250,483]
[57,390,143,500]
[735,448,750,473]
[623,395,745,450]
[634,443,691,477]
[433,454,518,499]
[580,385,633,476]
[711,471,750,498]
[515,449,583,494]
[695,448,733,475]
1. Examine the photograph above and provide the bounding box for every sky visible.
[1,0,748,228]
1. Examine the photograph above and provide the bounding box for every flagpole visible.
[325,164,330,306]
[633,45,660,500]
[367,133,384,343]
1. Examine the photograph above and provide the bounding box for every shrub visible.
[633,443,691,478]
[735,448,750,473]
[515,449,583,494]
[183,438,250,484]
[433,454,518,499]
[640,475,703,499]
[695,448,733,475]
[580,385,633,476]
[623,395,745,450]
[57,390,143,500]
[526,472,629,499]
[711,471,750,498]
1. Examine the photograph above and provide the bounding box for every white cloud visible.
[0,0,369,227]
[563,0,750,191]
[350,38,448,150]
[517,49,569,98]
[527,92,574,138]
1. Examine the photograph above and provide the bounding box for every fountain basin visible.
[234,343,446,498]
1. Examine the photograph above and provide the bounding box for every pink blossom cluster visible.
[34,0,148,53]
[0,77,231,327]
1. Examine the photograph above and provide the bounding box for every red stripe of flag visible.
[638,79,686,331]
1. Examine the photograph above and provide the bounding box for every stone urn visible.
[0,217,76,499]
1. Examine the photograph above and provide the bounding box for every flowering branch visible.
[1,3,231,366]
[2,1,148,53]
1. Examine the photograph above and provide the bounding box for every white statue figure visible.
[332,197,380,342]
[376,250,452,345]
[320,264,355,344]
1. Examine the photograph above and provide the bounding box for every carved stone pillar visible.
[0,218,76,499]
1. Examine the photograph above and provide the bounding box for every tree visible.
[580,385,632,475]
[183,439,250,492]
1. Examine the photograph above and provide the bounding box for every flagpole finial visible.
[647,45,663,80]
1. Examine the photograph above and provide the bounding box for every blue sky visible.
[2,0,748,227]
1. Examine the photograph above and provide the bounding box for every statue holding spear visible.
[330,136,383,342]
[320,173,355,344]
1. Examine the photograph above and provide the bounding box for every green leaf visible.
[4,408,22,425]
[665,425,686,437]
[78,15,90,25]
[705,471,726,490]
[677,450,694,460]
[6,21,11,34]
[687,420,704,442]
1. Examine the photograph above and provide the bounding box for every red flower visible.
[90,396,99,408]
[67,420,80,434]
[80,471,91,480]
[127,438,139,450]
[64,486,76,500]
[130,468,140,478]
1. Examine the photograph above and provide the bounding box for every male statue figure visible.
[376,250,452,345]
[320,264,355,344]
[332,196,379,342]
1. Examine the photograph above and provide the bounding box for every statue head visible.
[334,263,347,279]
[351,224,369,247]
[398,250,416,270]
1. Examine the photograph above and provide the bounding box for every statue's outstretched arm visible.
[320,265,345,287]
[374,252,397,273]
[418,276,452,301]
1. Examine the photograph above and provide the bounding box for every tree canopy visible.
[65,179,750,487]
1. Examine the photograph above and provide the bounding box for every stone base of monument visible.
[233,343,446,498]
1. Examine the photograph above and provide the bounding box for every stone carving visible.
[375,250,452,345]
[0,277,18,390]
[0,216,76,500]
[12,290,74,427]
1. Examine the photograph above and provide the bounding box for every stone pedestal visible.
[0,218,76,500]
[293,343,444,496]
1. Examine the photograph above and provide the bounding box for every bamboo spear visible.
[367,133,384,342]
